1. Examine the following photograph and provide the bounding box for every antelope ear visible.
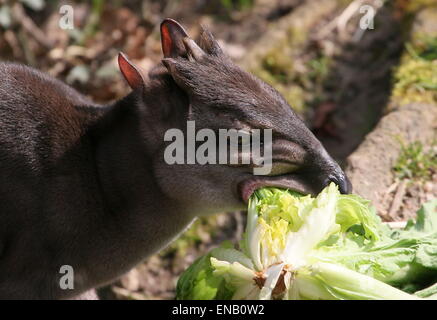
[160,18,189,58]
[118,52,146,91]
[199,26,223,56]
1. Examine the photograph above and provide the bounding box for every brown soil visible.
[345,103,437,221]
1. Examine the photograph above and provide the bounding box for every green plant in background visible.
[393,140,437,181]
[411,36,437,61]
[160,216,221,258]
[247,0,337,115]
[307,56,330,83]
[75,0,104,45]
[254,44,331,115]
[256,46,307,113]
[404,0,437,13]
[221,0,254,12]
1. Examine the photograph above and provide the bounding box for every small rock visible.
[424,181,433,193]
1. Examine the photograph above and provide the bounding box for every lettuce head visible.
[176,183,437,300]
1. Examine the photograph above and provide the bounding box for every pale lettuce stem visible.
[314,262,419,300]
[293,273,337,300]
[247,197,263,270]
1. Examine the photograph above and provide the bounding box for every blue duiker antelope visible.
[0,19,351,299]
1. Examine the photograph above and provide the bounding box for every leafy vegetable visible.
[176,184,437,300]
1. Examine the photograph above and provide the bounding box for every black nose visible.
[328,172,352,194]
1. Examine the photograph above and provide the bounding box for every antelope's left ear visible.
[118,52,146,91]
[160,18,206,61]
[160,18,189,58]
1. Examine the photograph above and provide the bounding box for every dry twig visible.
[388,179,408,220]
[12,2,54,49]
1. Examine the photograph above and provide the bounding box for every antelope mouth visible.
[238,174,320,203]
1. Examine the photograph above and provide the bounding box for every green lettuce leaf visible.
[176,246,235,300]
